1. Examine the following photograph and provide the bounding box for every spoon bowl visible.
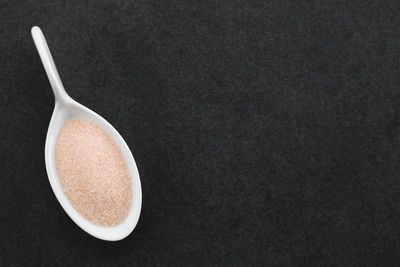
[32,26,142,241]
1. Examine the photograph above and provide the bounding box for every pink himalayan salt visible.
[55,118,132,226]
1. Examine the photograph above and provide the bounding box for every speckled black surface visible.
[1,1,400,266]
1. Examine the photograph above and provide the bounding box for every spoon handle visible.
[31,26,70,104]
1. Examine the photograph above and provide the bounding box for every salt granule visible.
[55,118,132,226]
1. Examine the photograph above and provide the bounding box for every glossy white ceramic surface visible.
[32,26,142,241]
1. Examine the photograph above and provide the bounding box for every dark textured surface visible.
[1,1,400,266]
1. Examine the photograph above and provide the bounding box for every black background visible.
[1,1,400,266]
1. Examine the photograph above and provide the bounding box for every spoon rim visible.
[45,101,142,241]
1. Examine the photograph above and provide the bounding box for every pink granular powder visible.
[55,118,132,226]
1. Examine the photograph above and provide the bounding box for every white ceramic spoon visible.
[31,26,142,241]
